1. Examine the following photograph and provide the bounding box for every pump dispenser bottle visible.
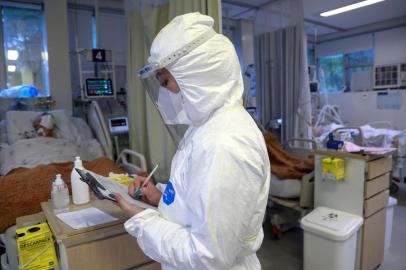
[51,174,69,213]
[71,156,90,204]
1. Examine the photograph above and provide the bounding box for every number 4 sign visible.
[92,49,106,62]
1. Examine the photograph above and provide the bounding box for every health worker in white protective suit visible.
[115,12,271,270]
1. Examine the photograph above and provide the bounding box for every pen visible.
[134,163,159,199]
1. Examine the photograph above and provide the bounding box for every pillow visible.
[71,117,94,142]
[6,110,77,144]
[0,120,7,144]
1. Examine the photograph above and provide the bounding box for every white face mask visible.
[157,86,191,125]
[36,127,45,136]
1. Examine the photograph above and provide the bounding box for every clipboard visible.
[75,169,117,202]
[74,169,158,210]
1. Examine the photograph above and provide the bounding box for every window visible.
[1,5,49,98]
[318,54,345,92]
[318,49,374,93]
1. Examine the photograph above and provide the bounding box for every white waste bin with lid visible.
[301,207,363,270]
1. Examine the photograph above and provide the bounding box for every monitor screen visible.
[110,118,127,127]
[108,117,128,134]
[86,78,114,98]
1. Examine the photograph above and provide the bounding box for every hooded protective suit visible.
[125,12,270,270]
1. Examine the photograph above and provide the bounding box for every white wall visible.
[99,13,127,66]
[316,26,406,64]
[44,0,72,111]
[316,26,406,129]
[319,90,406,130]
[316,33,373,57]
[375,26,406,65]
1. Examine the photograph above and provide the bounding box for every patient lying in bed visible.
[32,113,55,137]
[263,132,315,199]
[264,131,314,180]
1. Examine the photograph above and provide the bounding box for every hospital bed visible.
[317,123,406,193]
[0,101,147,231]
[0,101,149,269]
[86,101,146,173]
[314,105,406,181]
[0,101,146,176]
[266,137,316,239]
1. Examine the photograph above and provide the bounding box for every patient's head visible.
[33,113,55,137]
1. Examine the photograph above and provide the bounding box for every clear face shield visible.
[138,28,216,145]
[138,64,189,145]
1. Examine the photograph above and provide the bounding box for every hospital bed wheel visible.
[271,224,282,240]
[390,182,399,194]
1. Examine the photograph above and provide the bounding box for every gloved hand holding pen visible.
[128,176,162,206]
[114,176,163,217]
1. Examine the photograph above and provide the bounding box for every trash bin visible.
[385,196,398,257]
[1,253,10,270]
[3,226,18,270]
[301,207,363,270]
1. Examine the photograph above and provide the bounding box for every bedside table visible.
[41,197,160,270]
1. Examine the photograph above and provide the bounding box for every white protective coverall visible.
[125,12,271,270]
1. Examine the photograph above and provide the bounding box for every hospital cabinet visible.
[314,150,392,270]
[40,197,160,270]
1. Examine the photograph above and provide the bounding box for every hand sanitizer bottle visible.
[51,174,70,213]
[71,156,90,204]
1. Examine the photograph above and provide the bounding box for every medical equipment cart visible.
[40,196,160,270]
[314,150,393,270]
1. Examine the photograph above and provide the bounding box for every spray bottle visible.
[71,156,90,204]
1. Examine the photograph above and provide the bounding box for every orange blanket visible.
[264,132,314,180]
[0,157,125,232]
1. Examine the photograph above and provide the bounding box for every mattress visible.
[269,174,301,198]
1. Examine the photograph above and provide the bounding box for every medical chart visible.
[86,171,158,210]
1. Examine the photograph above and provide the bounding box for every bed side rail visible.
[327,126,364,146]
[116,149,147,175]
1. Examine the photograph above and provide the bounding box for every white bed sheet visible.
[0,137,104,175]
[316,123,403,148]
[269,174,301,198]
[0,120,6,144]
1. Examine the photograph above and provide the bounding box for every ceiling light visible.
[8,65,16,72]
[320,0,385,17]
[7,50,19,60]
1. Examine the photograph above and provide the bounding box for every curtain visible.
[254,0,311,144]
[125,0,221,181]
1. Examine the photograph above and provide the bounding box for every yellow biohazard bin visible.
[16,222,58,270]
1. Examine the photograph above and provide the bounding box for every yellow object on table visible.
[108,173,134,186]
[322,157,345,181]
[16,222,58,270]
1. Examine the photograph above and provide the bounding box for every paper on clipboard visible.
[56,207,118,229]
